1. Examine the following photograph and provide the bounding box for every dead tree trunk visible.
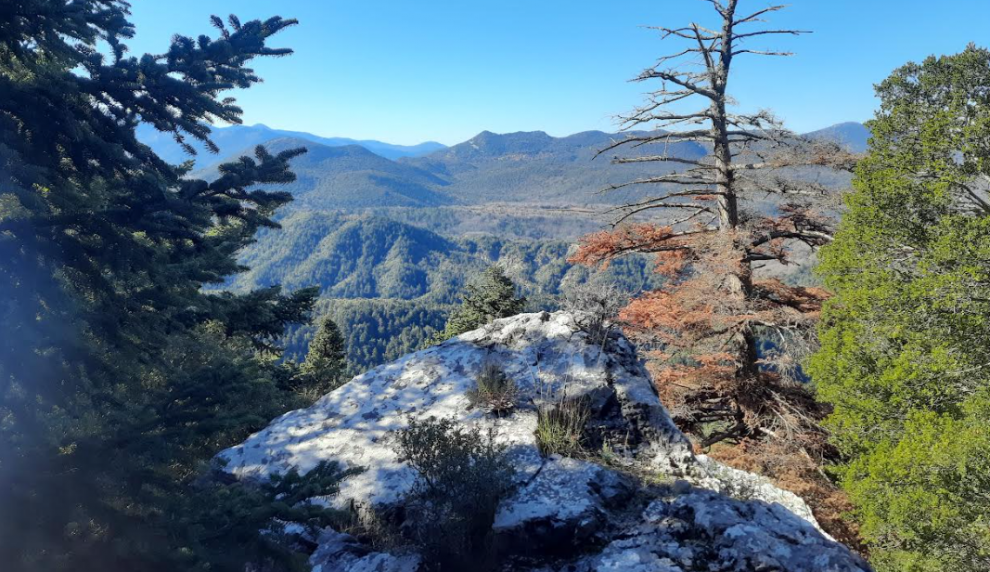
[573,0,852,447]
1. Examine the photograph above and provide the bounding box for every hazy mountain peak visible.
[136,123,449,166]
[803,122,871,153]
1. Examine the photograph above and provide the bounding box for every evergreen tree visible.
[302,316,348,393]
[811,46,990,572]
[432,266,526,343]
[0,3,339,570]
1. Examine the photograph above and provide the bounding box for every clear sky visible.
[126,0,990,146]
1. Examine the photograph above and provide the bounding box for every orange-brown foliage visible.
[572,222,830,449]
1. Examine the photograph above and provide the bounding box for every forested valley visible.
[3,1,990,571]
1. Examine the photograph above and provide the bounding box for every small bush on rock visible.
[467,363,518,414]
[535,398,591,457]
[562,280,629,345]
[393,417,515,570]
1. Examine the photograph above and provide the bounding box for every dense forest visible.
[3,1,990,571]
[222,211,665,372]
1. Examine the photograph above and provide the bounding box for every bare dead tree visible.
[572,0,855,448]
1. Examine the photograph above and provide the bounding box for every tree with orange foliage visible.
[572,0,854,450]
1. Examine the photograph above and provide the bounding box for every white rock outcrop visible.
[217,311,870,571]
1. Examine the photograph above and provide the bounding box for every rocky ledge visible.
[217,312,870,571]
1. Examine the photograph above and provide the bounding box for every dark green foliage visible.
[300,316,348,396]
[432,266,527,343]
[174,461,355,572]
[811,46,990,571]
[392,417,515,571]
[283,298,448,375]
[0,3,327,570]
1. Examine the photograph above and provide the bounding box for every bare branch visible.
[595,132,714,158]
[692,23,716,71]
[599,176,716,193]
[637,69,718,100]
[612,155,710,167]
[733,5,788,26]
[616,110,713,129]
[646,25,719,42]
[732,49,794,57]
[750,229,834,249]
[733,29,811,41]
[612,203,713,226]
[702,0,728,18]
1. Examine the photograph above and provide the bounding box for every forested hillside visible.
[180,117,851,378]
[221,211,664,371]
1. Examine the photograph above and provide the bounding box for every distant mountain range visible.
[193,137,454,209]
[136,123,446,166]
[178,123,858,212]
[804,122,871,153]
[187,129,707,210]
[138,121,869,173]
[182,122,861,373]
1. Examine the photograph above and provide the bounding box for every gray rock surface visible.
[569,491,871,572]
[309,529,420,572]
[217,311,870,572]
[492,456,634,554]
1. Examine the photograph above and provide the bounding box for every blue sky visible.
[127,1,990,145]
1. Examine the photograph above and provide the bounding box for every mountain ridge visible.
[141,121,867,171]
[136,123,447,167]
[185,123,861,211]
[804,121,871,153]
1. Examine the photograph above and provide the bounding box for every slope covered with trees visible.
[226,211,662,301]
[228,211,665,372]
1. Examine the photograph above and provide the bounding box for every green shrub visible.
[392,417,515,571]
[177,461,356,572]
[810,46,990,571]
[535,398,591,457]
[467,363,518,414]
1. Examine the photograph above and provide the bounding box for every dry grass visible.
[466,363,518,415]
[535,397,591,457]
